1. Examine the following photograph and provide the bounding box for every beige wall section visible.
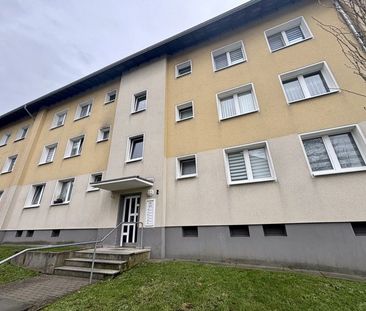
[165,0,366,157]
[105,58,167,227]
[166,121,366,226]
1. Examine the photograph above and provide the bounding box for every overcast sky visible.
[0,0,249,116]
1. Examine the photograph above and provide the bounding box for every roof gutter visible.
[333,0,366,53]
[23,104,34,119]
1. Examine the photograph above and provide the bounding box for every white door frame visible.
[120,195,140,246]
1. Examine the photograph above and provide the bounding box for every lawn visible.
[45,261,366,311]
[0,244,38,284]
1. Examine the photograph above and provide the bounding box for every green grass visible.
[45,261,366,311]
[0,245,38,284]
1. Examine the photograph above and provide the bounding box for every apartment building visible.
[1,0,366,274]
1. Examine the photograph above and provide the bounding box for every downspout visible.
[23,104,34,119]
[333,0,366,53]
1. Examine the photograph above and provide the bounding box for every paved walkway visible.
[0,275,90,310]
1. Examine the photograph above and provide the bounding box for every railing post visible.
[89,241,98,284]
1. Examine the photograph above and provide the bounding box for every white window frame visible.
[24,184,45,208]
[87,172,103,192]
[1,155,18,174]
[0,133,11,147]
[52,178,74,205]
[223,141,276,185]
[279,61,339,104]
[126,134,144,163]
[175,60,192,78]
[39,143,57,165]
[264,16,313,53]
[299,124,366,177]
[51,110,67,129]
[131,91,147,114]
[176,101,194,122]
[211,41,247,72]
[64,135,84,158]
[105,90,117,104]
[75,100,92,120]
[15,126,29,141]
[97,126,111,142]
[176,154,198,179]
[216,83,259,121]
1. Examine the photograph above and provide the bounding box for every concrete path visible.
[0,275,90,310]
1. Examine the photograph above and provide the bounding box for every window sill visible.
[176,116,193,123]
[214,59,246,72]
[131,109,146,115]
[177,174,197,180]
[175,72,192,79]
[125,158,143,164]
[269,37,313,53]
[24,205,40,209]
[228,177,276,186]
[219,109,259,121]
[50,124,64,130]
[287,90,339,105]
[50,202,70,207]
[0,144,7,148]
[14,137,25,143]
[38,161,53,166]
[1,171,12,175]
[86,188,100,193]
[312,167,366,177]
[74,115,90,122]
[97,139,109,144]
[64,154,81,160]
[104,100,115,105]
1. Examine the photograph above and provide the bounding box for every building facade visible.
[1,0,366,274]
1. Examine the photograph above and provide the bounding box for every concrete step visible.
[54,266,120,280]
[74,248,150,261]
[64,258,127,270]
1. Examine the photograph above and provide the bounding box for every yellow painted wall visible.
[0,79,120,188]
[165,0,366,157]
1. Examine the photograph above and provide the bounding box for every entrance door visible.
[120,195,140,246]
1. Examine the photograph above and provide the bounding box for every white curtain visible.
[284,79,304,102]
[238,91,255,114]
[304,73,328,96]
[303,138,333,171]
[220,96,236,119]
[330,133,365,168]
[249,148,271,179]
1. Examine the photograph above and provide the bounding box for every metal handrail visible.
[0,221,144,284]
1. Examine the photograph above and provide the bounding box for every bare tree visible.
[315,0,366,83]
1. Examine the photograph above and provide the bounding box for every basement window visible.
[15,230,23,237]
[229,225,250,237]
[263,224,287,236]
[182,226,198,237]
[26,230,34,237]
[51,229,60,237]
[351,222,366,236]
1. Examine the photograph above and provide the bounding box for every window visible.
[216,84,259,120]
[127,135,144,162]
[75,100,92,120]
[39,144,57,164]
[105,90,117,104]
[53,179,74,204]
[15,126,29,141]
[351,222,366,236]
[25,184,45,207]
[15,230,23,237]
[182,226,198,237]
[265,17,313,52]
[224,142,275,185]
[300,125,366,176]
[0,133,11,147]
[176,102,194,122]
[1,155,17,174]
[97,127,110,142]
[51,111,67,128]
[175,60,192,78]
[229,225,250,237]
[65,136,84,158]
[263,224,287,236]
[88,173,102,191]
[51,229,60,237]
[26,230,34,237]
[280,62,339,103]
[176,155,197,179]
[132,91,147,113]
[211,41,246,71]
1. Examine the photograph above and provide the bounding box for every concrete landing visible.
[0,275,90,310]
